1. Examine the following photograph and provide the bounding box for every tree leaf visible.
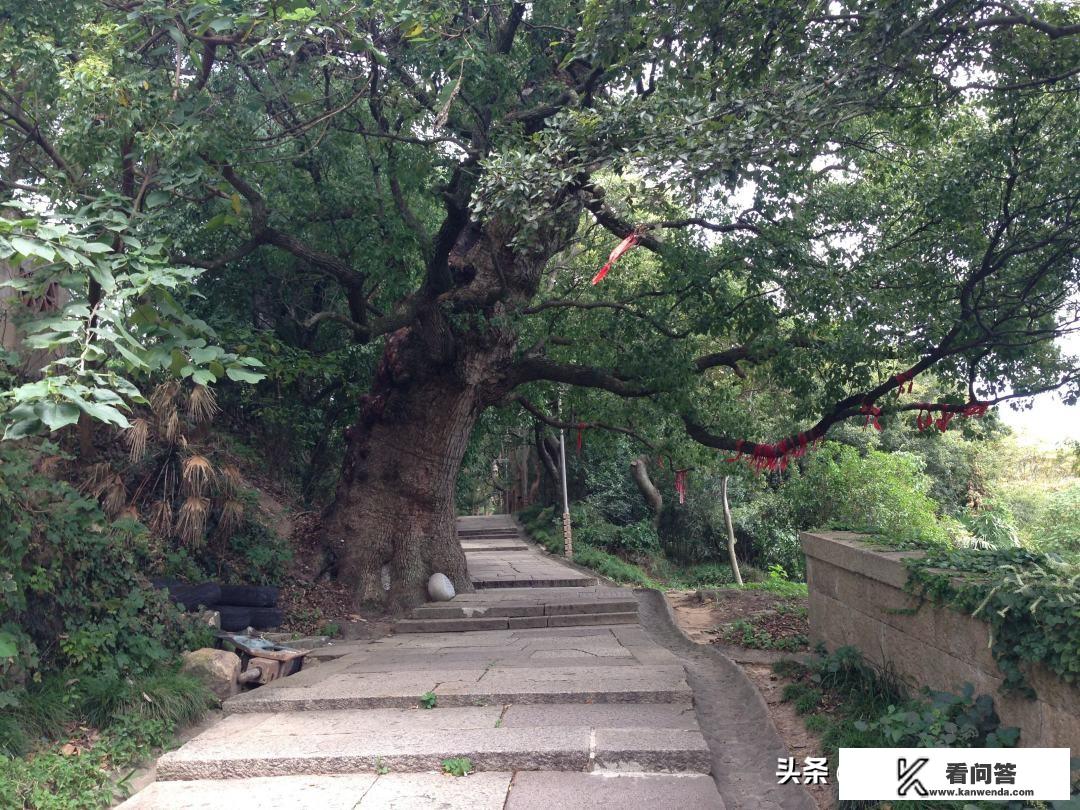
[225,367,265,383]
[38,402,81,431]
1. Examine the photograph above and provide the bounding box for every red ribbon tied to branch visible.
[576,422,585,455]
[860,403,883,431]
[674,469,688,504]
[591,232,641,285]
[892,369,916,396]
[915,401,989,432]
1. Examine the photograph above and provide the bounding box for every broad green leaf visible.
[225,367,265,383]
[38,401,81,431]
[77,400,130,428]
[10,236,55,262]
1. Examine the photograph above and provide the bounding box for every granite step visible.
[472,575,598,588]
[396,611,638,633]
[407,592,638,619]
[223,664,694,713]
[120,771,725,809]
[156,711,711,780]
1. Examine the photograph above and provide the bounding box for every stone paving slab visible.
[357,771,512,809]
[434,664,693,706]
[505,772,725,809]
[158,721,711,781]
[594,728,711,772]
[125,517,732,807]
[396,612,639,633]
[158,727,595,779]
[117,774,380,809]
[501,703,700,729]
[123,772,514,809]
[468,551,597,588]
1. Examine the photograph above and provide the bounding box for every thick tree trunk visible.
[322,302,516,611]
[323,214,578,610]
[322,371,481,609]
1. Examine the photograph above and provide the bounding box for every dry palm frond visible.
[125,418,149,463]
[163,409,180,445]
[118,505,139,522]
[219,464,243,498]
[187,385,220,424]
[149,381,180,417]
[182,454,215,496]
[81,463,116,499]
[103,478,128,518]
[176,496,210,547]
[215,497,244,539]
[147,499,173,537]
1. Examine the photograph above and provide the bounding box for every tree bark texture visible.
[322,218,576,611]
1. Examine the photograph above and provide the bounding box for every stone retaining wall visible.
[801,531,1078,752]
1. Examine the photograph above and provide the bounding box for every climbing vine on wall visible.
[904,548,1080,697]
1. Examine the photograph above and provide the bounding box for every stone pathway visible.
[121,516,813,809]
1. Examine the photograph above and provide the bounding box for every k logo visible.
[897,757,929,797]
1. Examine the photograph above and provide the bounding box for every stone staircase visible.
[397,514,636,633]
[119,515,726,808]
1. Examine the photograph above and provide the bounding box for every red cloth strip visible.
[591,233,640,285]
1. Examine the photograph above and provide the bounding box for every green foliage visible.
[0,668,212,807]
[76,670,212,731]
[0,205,265,440]
[223,519,292,585]
[570,545,664,589]
[778,647,1019,771]
[1020,484,1080,556]
[959,499,1021,550]
[0,440,208,705]
[720,617,808,652]
[854,684,1020,748]
[418,691,437,709]
[905,547,1080,695]
[441,756,473,777]
[783,443,951,547]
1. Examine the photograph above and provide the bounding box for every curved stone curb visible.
[635,588,818,810]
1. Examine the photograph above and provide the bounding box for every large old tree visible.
[1,1,1078,608]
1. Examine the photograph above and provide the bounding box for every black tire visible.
[217,605,253,632]
[248,607,284,630]
[217,584,279,607]
[165,582,222,611]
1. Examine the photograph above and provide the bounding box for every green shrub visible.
[0,441,204,706]
[784,443,950,546]
[225,518,292,585]
[571,545,663,589]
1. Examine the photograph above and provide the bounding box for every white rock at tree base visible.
[427,573,456,601]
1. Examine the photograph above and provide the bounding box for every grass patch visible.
[0,667,214,808]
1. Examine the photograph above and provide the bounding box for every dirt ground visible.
[665,590,834,809]
[742,663,836,809]
[664,588,809,650]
